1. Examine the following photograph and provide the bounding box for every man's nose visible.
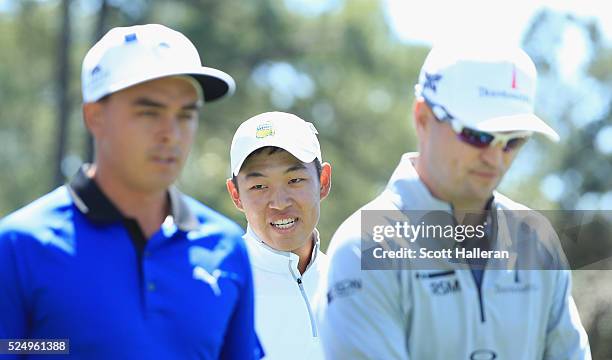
[158,115,181,144]
[268,187,292,211]
[480,142,505,168]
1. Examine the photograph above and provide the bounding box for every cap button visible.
[124,33,137,43]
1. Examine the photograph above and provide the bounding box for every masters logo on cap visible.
[255,122,275,139]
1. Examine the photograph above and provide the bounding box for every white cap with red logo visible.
[415,45,559,141]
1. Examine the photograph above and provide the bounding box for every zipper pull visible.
[515,269,520,283]
[515,258,520,283]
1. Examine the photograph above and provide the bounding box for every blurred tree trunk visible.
[53,0,71,187]
[85,0,111,163]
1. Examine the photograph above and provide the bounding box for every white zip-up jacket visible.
[318,153,590,360]
[244,225,327,360]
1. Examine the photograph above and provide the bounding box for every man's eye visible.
[289,178,306,184]
[138,110,160,118]
[250,184,267,190]
[178,112,196,121]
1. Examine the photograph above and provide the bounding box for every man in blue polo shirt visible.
[0,24,261,359]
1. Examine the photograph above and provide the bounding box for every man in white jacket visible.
[226,112,331,360]
[318,45,591,359]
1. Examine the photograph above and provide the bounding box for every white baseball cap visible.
[414,45,559,141]
[230,112,322,176]
[81,24,235,103]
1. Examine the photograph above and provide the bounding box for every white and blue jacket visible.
[244,226,327,360]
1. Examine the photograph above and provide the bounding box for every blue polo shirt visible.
[0,167,262,359]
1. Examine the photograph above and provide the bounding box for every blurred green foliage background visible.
[1,0,611,357]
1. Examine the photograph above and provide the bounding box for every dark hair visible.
[97,93,112,103]
[231,146,322,192]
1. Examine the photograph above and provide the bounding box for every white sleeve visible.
[544,269,591,360]
[317,229,411,360]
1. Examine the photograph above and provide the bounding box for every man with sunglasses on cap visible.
[226,112,331,359]
[318,45,591,359]
[0,24,261,359]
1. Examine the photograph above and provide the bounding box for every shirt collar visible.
[67,164,199,231]
[244,224,321,275]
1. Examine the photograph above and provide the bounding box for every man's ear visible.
[226,178,244,211]
[82,102,104,138]
[413,98,431,138]
[319,162,332,200]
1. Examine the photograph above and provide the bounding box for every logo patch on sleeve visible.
[327,279,362,304]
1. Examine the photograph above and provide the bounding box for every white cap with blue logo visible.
[230,112,322,176]
[415,45,559,141]
[82,24,235,103]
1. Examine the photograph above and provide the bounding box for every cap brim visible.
[189,66,236,102]
[231,140,319,176]
[99,67,235,103]
[473,114,560,142]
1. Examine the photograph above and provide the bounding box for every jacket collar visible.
[244,225,321,276]
[385,153,452,212]
[386,153,498,212]
[386,153,511,257]
[67,164,199,231]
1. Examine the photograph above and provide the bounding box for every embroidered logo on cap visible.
[424,73,443,93]
[255,122,275,139]
[91,65,101,76]
[124,33,137,43]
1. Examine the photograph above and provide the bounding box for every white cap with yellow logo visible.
[230,112,322,176]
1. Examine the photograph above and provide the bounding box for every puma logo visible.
[193,266,223,296]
